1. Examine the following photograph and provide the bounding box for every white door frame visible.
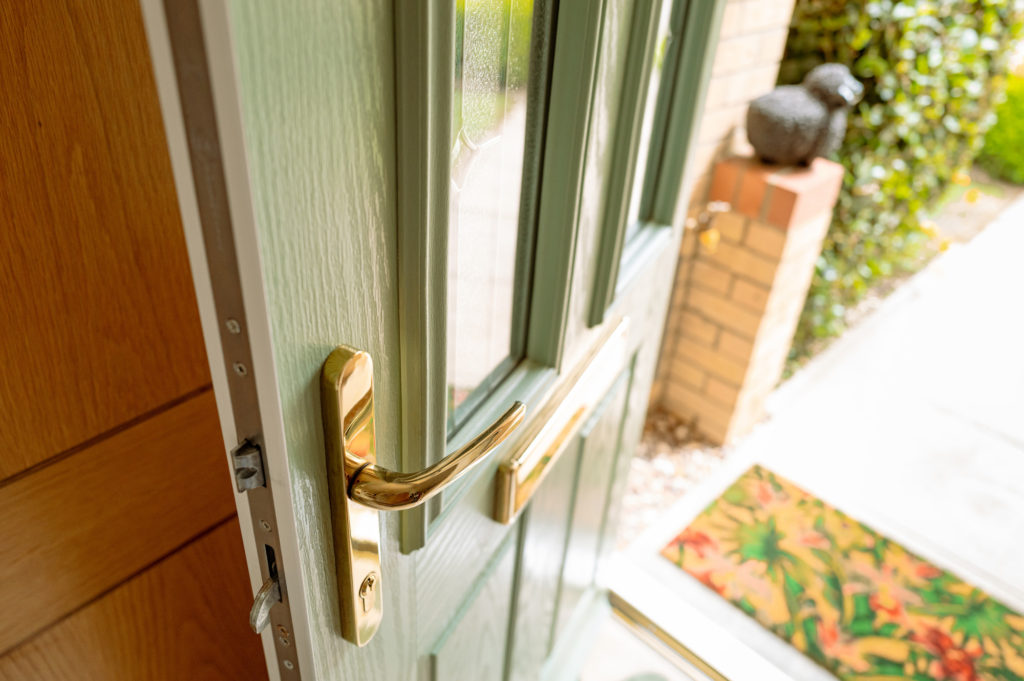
[141,2,312,678]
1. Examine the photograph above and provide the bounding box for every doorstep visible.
[605,449,811,681]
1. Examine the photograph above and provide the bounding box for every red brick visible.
[764,158,845,229]
[736,165,769,219]
[709,160,741,205]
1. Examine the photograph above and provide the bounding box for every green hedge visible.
[979,73,1024,183]
[780,0,1024,365]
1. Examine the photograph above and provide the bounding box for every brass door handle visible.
[347,401,525,510]
[320,345,525,646]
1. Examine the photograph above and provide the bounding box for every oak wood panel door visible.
[0,0,266,678]
[0,0,210,476]
[0,520,266,681]
[146,0,721,679]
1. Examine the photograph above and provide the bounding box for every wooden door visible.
[145,0,721,679]
[0,1,265,679]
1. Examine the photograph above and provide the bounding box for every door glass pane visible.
[447,0,536,435]
[624,0,674,240]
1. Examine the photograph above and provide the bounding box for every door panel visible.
[431,537,517,681]
[0,0,209,476]
[0,391,233,654]
[551,370,631,648]
[151,0,714,678]
[218,2,410,677]
[563,0,639,369]
[508,435,586,681]
[0,521,266,681]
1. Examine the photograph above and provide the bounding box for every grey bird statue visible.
[746,63,864,166]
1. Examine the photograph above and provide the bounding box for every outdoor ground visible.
[618,170,1024,550]
[596,190,1024,680]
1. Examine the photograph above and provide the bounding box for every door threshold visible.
[607,590,727,681]
[598,553,794,681]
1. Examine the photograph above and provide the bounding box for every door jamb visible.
[140,1,312,678]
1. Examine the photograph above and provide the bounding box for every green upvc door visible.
[144,0,722,679]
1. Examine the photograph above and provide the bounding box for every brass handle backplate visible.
[320,346,524,647]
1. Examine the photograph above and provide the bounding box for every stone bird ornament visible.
[746,63,864,166]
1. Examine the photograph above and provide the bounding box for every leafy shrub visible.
[979,74,1024,183]
[780,0,1024,364]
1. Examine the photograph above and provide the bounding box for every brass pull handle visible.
[320,345,525,646]
[494,318,630,524]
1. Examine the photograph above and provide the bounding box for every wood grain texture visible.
[432,540,516,681]
[0,0,209,477]
[0,391,236,655]
[226,2,414,678]
[0,520,267,681]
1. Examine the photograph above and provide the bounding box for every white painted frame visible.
[140,1,314,678]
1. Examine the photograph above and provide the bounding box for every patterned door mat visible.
[660,465,1024,680]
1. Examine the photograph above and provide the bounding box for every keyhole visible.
[358,572,377,613]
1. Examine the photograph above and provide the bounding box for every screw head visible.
[260,520,272,532]
[282,660,294,670]
[225,318,242,334]
[233,362,248,376]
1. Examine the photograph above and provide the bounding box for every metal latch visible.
[232,440,266,491]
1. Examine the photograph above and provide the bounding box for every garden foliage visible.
[780,0,1024,362]
[979,74,1024,184]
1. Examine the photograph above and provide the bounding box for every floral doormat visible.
[661,465,1024,680]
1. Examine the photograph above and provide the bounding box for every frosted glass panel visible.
[625,1,674,239]
[447,0,535,434]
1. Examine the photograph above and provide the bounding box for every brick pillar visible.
[661,156,844,444]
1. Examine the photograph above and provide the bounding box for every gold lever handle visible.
[348,401,525,510]
[320,345,525,646]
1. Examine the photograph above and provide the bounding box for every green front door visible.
[146,0,722,679]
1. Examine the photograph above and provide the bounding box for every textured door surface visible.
[154,0,715,679]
